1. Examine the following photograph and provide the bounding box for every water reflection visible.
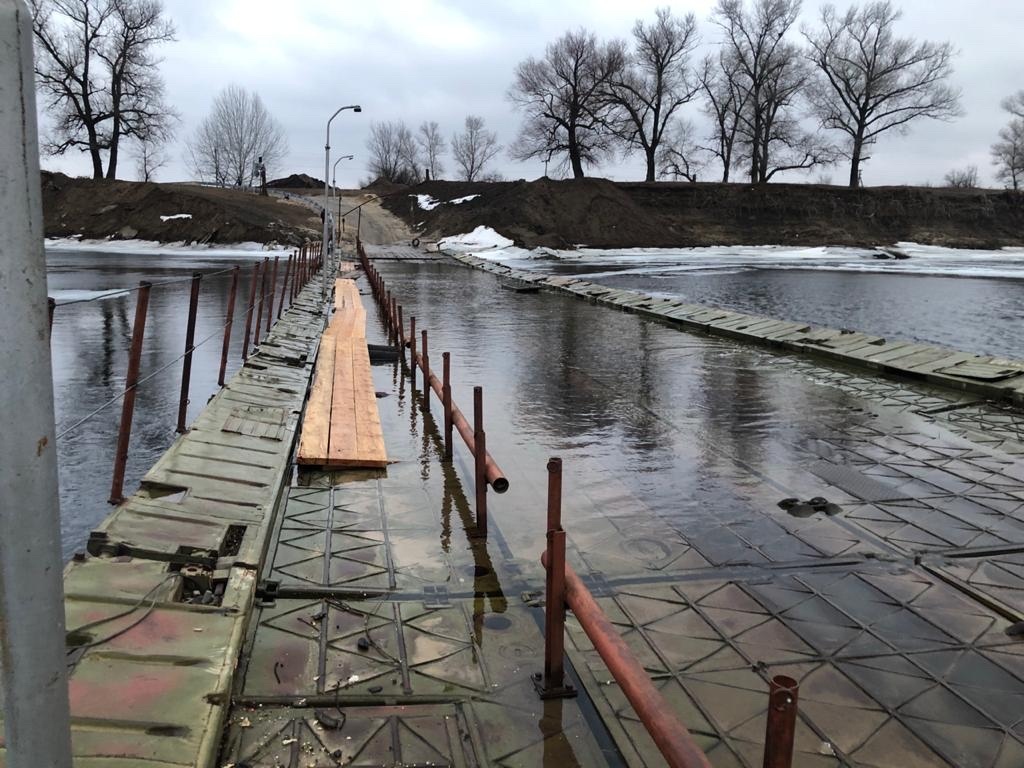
[48,248,281,558]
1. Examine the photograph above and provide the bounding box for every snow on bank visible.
[414,193,481,210]
[159,213,193,222]
[437,234,1024,280]
[45,237,288,257]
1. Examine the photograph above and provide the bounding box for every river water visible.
[46,242,1023,559]
[476,243,1024,359]
[47,244,289,558]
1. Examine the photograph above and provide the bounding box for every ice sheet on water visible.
[45,238,287,258]
[50,288,130,304]
[438,226,515,252]
[453,240,1024,280]
[159,213,193,221]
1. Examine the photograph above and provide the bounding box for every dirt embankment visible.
[382,178,1024,250]
[41,172,322,245]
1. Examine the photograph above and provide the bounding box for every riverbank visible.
[383,177,1024,250]
[41,172,322,246]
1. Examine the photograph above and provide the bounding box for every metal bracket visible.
[532,671,578,700]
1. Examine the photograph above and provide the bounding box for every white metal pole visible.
[0,2,74,766]
[322,132,330,304]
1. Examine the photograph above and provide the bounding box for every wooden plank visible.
[296,339,336,464]
[326,336,388,468]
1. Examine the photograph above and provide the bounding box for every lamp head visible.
[353,105,362,113]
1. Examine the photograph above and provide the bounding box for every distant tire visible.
[411,238,420,248]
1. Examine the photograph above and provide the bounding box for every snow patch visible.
[438,226,514,252]
[159,213,193,222]
[414,195,441,210]
[449,194,480,205]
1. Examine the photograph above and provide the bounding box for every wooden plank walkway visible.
[297,278,387,468]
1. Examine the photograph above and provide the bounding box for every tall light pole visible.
[323,105,361,303]
[0,2,73,765]
[332,154,353,237]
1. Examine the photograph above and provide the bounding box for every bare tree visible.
[186,85,288,187]
[133,134,168,181]
[451,115,502,182]
[418,121,446,180]
[944,166,978,188]
[697,53,748,181]
[508,28,626,179]
[804,1,962,187]
[365,120,420,184]
[607,8,700,182]
[993,93,1024,191]
[31,0,176,179]
[657,118,704,181]
[712,0,832,184]
[1004,91,1024,120]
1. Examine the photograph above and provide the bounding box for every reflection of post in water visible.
[426,409,508,646]
[539,698,574,766]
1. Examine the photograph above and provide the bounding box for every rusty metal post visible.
[279,252,292,317]
[421,329,430,414]
[763,676,799,768]
[384,289,392,336]
[442,352,453,460]
[109,281,151,504]
[265,255,279,330]
[253,257,269,343]
[175,272,202,433]
[536,457,575,699]
[218,266,239,386]
[241,260,260,360]
[410,316,417,389]
[474,386,487,537]
[47,296,55,335]
[397,305,405,352]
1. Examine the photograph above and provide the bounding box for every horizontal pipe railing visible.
[356,242,509,494]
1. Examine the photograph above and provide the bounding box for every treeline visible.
[364,116,502,185]
[508,0,969,188]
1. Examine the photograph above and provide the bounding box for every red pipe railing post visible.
[254,257,269,343]
[397,305,405,356]
[385,289,393,337]
[48,297,55,336]
[410,316,417,390]
[390,296,398,337]
[542,550,714,768]
[442,352,453,460]
[421,329,430,414]
[241,260,260,361]
[535,457,576,699]
[763,676,799,768]
[218,266,239,386]
[175,272,202,433]
[279,253,292,317]
[265,255,279,330]
[109,281,152,505]
[473,386,487,537]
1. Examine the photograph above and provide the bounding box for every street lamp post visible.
[323,105,361,304]
[332,154,353,240]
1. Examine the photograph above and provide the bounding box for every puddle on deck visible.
[225,259,1024,767]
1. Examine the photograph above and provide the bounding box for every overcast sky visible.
[36,0,1024,188]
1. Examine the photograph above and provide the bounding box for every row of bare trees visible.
[365,116,501,184]
[508,0,962,187]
